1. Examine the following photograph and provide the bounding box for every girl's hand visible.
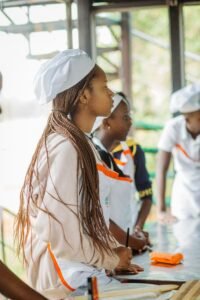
[115,263,144,275]
[130,233,147,252]
[114,246,132,269]
[157,211,177,224]
[134,227,151,246]
[126,263,144,274]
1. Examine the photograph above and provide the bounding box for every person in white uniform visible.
[157,83,200,222]
[92,93,152,252]
[15,50,141,300]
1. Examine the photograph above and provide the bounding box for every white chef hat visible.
[92,92,130,132]
[33,49,95,104]
[170,83,200,114]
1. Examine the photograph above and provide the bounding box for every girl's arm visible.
[134,198,152,230]
[134,144,153,229]
[0,261,47,300]
[156,119,177,223]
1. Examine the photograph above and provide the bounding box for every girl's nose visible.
[128,116,132,127]
[109,88,114,97]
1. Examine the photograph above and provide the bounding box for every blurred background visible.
[0,0,199,278]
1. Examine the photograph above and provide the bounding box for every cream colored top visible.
[24,133,119,299]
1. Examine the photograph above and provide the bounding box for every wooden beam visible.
[101,54,119,71]
[168,3,185,92]
[0,9,14,24]
[1,0,62,8]
[97,46,119,55]
[180,0,200,4]
[0,20,67,34]
[92,0,166,13]
[77,0,93,57]
[121,12,132,101]
[93,0,200,4]
[65,0,73,48]
[0,17,119,34]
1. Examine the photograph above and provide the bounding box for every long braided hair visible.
[15,65,115,263]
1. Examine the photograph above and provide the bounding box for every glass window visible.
[184,5,200,84]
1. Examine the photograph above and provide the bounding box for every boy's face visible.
[108,101,132,141]
[184,110,200,136]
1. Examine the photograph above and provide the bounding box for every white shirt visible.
[88,137,115,227]
[158,115,200,219]
[93,138,137,232]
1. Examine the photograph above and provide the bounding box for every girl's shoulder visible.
[45,133,77,157]
[166,115,185,128]
[162,115,185,139]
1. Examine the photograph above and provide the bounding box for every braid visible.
[15,65,115,263]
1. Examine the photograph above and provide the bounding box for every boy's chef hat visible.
[33,49,95,104]
[170,83,200,114]
[92,93,129,132]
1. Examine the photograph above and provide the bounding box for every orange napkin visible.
[150,252,184,265]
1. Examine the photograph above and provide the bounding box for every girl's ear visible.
[79,88,91,104]
[103,118,111,130]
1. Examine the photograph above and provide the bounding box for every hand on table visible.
[114,246,132,269]
[157,211,177,224]
[130,231,149,253]
[115,263,144,275]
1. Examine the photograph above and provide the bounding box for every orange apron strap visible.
[175,144,199,162]
[47,243,75,292]
[97,164,132,183]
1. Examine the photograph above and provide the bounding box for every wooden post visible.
[121,12,132,102]
[77,0,94,57]
[169,3,185,93]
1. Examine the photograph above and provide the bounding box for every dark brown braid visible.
[15,65,115,264]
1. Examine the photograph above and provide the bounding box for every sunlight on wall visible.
[0,4,78,212]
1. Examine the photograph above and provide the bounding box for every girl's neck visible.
[187,128,200,140]
[96,132,114,152]
[72,111,96,133]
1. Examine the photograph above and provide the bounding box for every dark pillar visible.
[77,0,94,58]
[169,3,185,93]
[121,12,132,102]
[65,0,73,49]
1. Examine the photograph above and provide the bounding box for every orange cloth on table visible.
[150,252,184,265]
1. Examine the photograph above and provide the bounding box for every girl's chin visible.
[117,136,126,142]
[101,111,111,117]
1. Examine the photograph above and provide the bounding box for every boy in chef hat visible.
[156,83,200,222]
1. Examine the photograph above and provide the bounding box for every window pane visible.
[184,5,200,84]
[131,7,171,128]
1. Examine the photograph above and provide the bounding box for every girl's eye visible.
[123,115,131,121]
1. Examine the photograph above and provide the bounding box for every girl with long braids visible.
[15,50,135,299]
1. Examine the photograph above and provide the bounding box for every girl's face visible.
[87,67,113,117]
[108,101,132,141]
[184,110,200,137]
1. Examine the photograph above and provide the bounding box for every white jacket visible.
[24,133,119,299]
